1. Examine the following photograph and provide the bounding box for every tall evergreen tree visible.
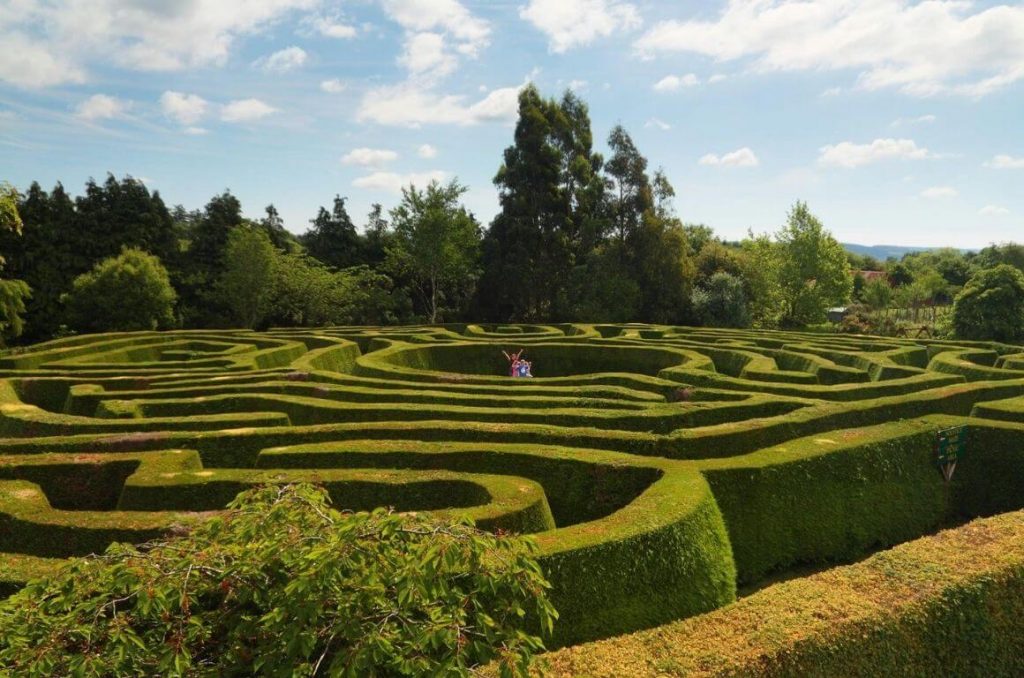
[477,86,578,320]
[605,125,653,246]
[302,196,363,269]
[260,204,297,252]
[178,191,244,326]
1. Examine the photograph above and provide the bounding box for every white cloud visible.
[417,144,438,158]
[567,79,587,91]
[320,78,347,94]
[653,73,699,91]
[818,138,934,168]
[341,147,399,167]
[0,0,319,87]
[311,16,357,39]
[920,186,958,199]
[399,32,456,78]
[985,154,1024,169]
[221,98,277,122]
[184,126,208,135]
[256,46,307,73]
[699,147,759,168]
[979,205,1010,216]
[381,0,490,57]
[820,86,843,97]
[891,114,936,126]
[160,91,207,125]
[357,82,522,127]
[353,170,448,193]
[635,2,1024,98]
[708,73,727,84]
[645,118,671,130]
[75,94,129,121]
[0,32,86,88]
[520,0,641,53]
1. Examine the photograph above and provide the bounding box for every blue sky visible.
[0,0,1022,248]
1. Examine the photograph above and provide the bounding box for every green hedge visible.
[531,509,1024,677]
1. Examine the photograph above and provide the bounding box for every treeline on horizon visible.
[2,84,1024,346]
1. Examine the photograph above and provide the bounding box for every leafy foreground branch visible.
[0,484,556,677]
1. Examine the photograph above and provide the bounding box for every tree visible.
[217,226,277,329]
[975,242,1024,273]
[863,277,893,315]
[477,86,578,321]
[887,261,914,287]
[0,182,30,339]
[739,233,785,328]
[775,202,852,326]
[260,204,298,252]
[387,180,480,323]
[0,484,556,677]
[270,255,405,327]
[302,196,364,270]
[62,248,176,333]
[692,271,751,328]
[952,265,1024,341]
[605,124,652,246]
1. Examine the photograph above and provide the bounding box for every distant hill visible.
[842,243,976,260]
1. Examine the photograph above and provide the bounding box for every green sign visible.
[935,426,967,481]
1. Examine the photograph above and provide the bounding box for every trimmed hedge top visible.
[3,323,1024,649]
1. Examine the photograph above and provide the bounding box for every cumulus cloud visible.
[920,186,958,199]
[357,82,522,127]
[255,46,307,73]
[184,126,208,135]
[399,32,456,78]
[635,1,1024,98]
[341,148,399,167]
[160,91,207,125]
[75,94,129,121]
[417,144,438,158]
[0,32,86,88]
[221,98,277,122]
[353,170,449,193]
[520,0,641,53]
[320,79,347,94]
[381,0,490,57]
[699,147,759,168]
[645,118,671,130]
[653,73,699,91]
[708,73,727,84]
[985,154,1024,169]
[979,205,1010,216]
[0,0,319,87]
[818,138,934,168]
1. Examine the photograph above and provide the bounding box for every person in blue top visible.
[502,349,533,378]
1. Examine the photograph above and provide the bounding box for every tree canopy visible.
[0,484,555,677]
[62,247,176,333]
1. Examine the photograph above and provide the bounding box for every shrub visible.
[62,247,176,332]
[0,483,555,678]
[692,272,750,328]
[953,264,1024,341]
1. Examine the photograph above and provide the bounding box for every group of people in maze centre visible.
[502,349,533,378]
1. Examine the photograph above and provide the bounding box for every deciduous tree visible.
[62,247,176,332]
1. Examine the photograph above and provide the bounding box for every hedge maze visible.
[3,324,1024,652]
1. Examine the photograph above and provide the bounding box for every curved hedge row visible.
[2,324,1024,651]
[530,509,1024,677]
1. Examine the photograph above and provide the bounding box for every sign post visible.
[935,426,967,482]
